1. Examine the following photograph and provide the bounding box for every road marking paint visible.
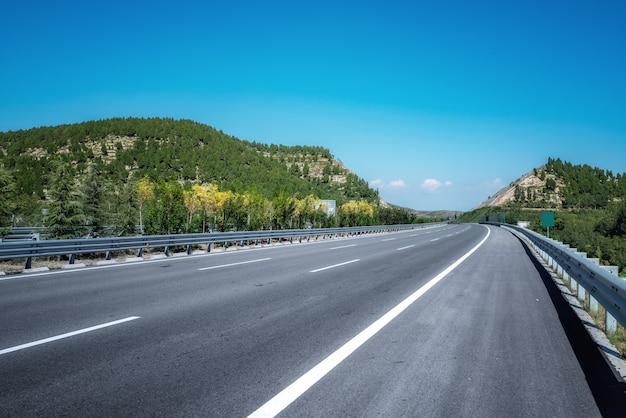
[199,258,271,271]
[248,226,491,418]
[330,244,357,250]
[382,238,396,242]
[0,316,141,356]
[430,238,439,242]
[310,259,360,273]
[397,245,415,251]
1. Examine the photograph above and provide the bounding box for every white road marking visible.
[198,258,271,271]
[0,316,141,356]
[382,238,396,242]
[310,259,360,273]
[330,244,357,250]
[248,226,491,418]
[397,245,415,251]
[430,238,439,242]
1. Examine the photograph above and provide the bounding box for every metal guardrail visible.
[0,224,439,270]
[1,227,46,242]
[489,222,626,329]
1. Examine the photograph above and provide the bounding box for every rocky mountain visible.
[475,165,565,209]
[474,156,626,211]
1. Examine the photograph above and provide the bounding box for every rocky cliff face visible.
[475,166,564,209]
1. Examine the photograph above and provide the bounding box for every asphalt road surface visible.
[1,224,623,417]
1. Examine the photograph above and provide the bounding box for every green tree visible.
[137,176,154,234]
[273,190,297,229]
[45,161,87,239]
[144,180,186,234]
[113,181,138,236]
[0,165,16,235]
[611,201,626,237]
[83,164,110,236]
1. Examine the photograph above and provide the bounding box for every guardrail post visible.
[105,250,112,261]
[556,264,563,277]
[164,246,170,257]
[589,295,598,313]
[207,243,211,253]
[601,265,620,333]
[68,254,76,265]
[25,257,32,270]
[186,244,192,255]
[607,313,618,333]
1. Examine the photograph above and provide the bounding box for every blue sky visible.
[1,1,625,211]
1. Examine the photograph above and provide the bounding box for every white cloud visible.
[421,178,453,193]
[369,179,407,190]
[388,180,407,189]
[369,179,384,189]
[486,178,503,189]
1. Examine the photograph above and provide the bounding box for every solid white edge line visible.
[198,258,271,271]
[0,316,141,356]
[309,259,360,273]
[248,225,491,418]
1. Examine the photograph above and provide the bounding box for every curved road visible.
[0,224,622,416]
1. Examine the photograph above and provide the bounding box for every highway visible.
[0,224,622,417]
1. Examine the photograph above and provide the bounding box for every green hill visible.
[458,157,626,276]
[0,117,377,203]
[0,117,432,234]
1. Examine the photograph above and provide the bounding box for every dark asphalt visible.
[0,224,615,417]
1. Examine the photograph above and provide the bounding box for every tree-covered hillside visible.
[0,117,376,202]
[545,157,626,209]
[459,157,626,276]
[0,117,433,235]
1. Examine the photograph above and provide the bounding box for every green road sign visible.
[541,212,555,228]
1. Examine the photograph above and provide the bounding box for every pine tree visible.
[0,164,16,233]
[45,161,87,239]
[83,164,110,236]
